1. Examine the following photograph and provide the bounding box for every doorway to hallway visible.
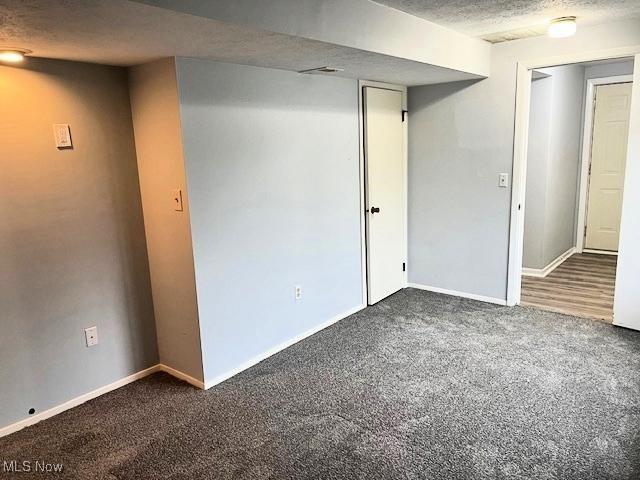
[517,59,634,323]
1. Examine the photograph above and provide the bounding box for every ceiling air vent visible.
[298,66,344,74]
[481,25,547,43]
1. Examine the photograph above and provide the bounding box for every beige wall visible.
[0,58,158,428]
[128,59,203,381]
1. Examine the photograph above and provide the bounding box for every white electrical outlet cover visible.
[85,326,98,347]
[499,173,509,188]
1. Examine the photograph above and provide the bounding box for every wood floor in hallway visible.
[521,253,617,322]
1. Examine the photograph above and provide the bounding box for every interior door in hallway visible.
[585,82,633,252]
[364,87,404,304]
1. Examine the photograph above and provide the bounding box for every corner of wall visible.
[128,57,205,382]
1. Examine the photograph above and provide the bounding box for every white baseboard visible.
[407,283,507,305]
[522,247,576,278]
[0,365,161,438]
[0,306,366,438]
[583,248,618,256]
[158,364,205,389]
[204,304,366,389]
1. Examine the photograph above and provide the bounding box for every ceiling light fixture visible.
[547,17,577,38]
[0,48,31,63]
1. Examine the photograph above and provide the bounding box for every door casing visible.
[507,48,640,319]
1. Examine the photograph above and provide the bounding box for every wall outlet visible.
[85,326,98,347]
[295,285,302,300]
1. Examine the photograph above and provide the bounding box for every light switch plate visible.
[53,124,72,149]
[172,189,183,211]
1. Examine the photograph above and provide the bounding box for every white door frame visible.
[358,80,408,305]
[506,46,640,307]
[576,74,634,253]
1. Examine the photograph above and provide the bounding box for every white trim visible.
[583,248,619,256]
[506,65,533,306]
[522,247,576,278]
[576,78,597,253]
[357,82,368,306]
[613,318,636,330]
[613,54,640,330]
[520,47,640,71]
[158,364,205,389]
[0,304,366,437]
[507,45,640,307]
[0,365,161,438]
[204,304,366,389]
[576,75,634,252]
[407,283,507,306]
[358,80,409,306]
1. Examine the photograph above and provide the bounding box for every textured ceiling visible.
[372,0,640,39]
[0,0,480,85]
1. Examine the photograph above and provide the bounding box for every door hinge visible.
[584,225,587,237]
[402,110,408,122]
[402,262,406,272]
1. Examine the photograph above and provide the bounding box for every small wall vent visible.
[298,66,344,74]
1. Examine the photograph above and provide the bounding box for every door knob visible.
[370,207,380,214]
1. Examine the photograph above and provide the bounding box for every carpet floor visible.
[2,289,640,479]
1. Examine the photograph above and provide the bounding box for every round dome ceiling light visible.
[0,48,32,63]
[548,17,577,38]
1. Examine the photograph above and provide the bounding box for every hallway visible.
[521,253,617,322]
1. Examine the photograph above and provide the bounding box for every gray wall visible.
[523,75,552,268]
[543,65,584,265]
[407,18,640,301]
[0,58,158,428]
[584,60,635,81]
[175,59,363,382]
[408,79,509,298]
[523,65,585,269]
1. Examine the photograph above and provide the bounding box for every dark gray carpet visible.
[2,289,640,479]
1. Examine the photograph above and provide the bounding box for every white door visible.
[364,87,405,304]
[585,82,633,252]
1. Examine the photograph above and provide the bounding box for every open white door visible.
[585,82,633,252]
[363,87,405,304]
